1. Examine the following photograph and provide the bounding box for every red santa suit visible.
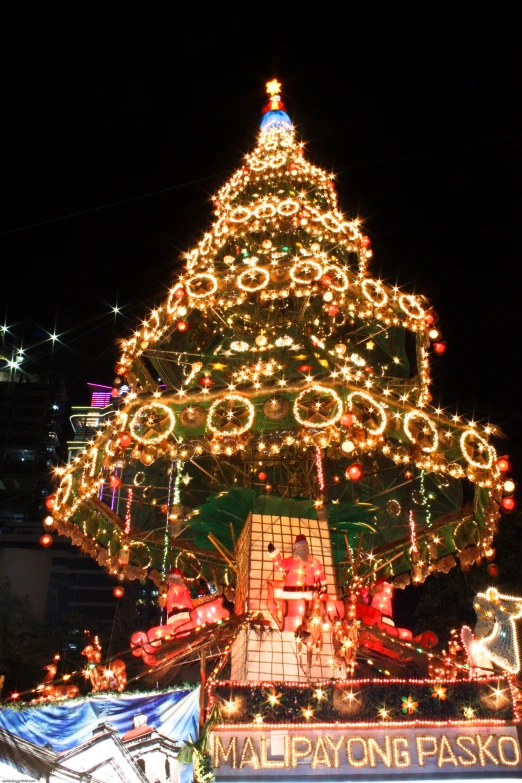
[269,534,326,599]
[166,567,193,625]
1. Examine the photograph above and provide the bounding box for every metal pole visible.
[199,650,207,729]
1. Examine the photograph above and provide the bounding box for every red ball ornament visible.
[497,457,511,473]
[321,274,333,287]
[289,162,297,171]
[346,463,364,482]
[327,304,339,316]
[257,471,268,482]
[501,496,516,512]
[327,181,335,189]
[113,586,125,599]
[424,313,435,326]
[111,388,120,397]
[118,432,132,448]
[361,236,371,247]
[177,321,189,332]
[45,494,56,510]
[174,287,186,300]
[40,534,53,548]
[298,364,313,373]
[433,342,447,355]
[109,475,122,489]
[487,563,500,577]
[199,377,214,388]
[341,413,354,427]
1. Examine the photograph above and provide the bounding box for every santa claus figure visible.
[370,577,395,626]
[268,534,326,607]
[166,567,193,626]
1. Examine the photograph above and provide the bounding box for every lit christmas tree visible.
[46,80,518,686]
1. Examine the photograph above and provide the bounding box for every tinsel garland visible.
[1,684,198,712]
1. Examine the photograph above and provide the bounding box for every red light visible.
[113,586,125,599]
[45,495,56,510]
[10,692,19,700]
[109,475,122,489]
[257,471,267,482]
[346,463,363,481]
[341,413,354,427]
[40,534,53,548]
[174,288,186,300]
[501,496,516,512]
[199,377,214,387]
[433,342,446,355]
[298,364,313,373]
[327,304,339,316]
[321,274,332,287]
[497,457,511,473]
[177,321,189,332]
[118,432,132,448]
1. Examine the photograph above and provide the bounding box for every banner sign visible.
[212,726,522,779]
[0,688,199,783]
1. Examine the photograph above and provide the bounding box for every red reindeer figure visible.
[82,635,127,692]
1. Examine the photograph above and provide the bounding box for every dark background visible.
[1,5,521,454]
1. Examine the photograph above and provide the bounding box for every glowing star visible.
[401,696,419,715]
[463,706,475,719]
[431,686,447,700]
[378,707,390,719]
[253,713,264,725]
[266,79,282,97]
[267,690,282,707]
[211,362,227,371]
[469,587,522,674]
[302,707,314,720]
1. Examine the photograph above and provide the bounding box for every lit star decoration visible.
[401,696,419,714]
[431,686,447,700]
[266,79,282,97]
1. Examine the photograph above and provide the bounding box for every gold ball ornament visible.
[255,334,268,347]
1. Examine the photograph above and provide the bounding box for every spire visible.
[260,78,292,133]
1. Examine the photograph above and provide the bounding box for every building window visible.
[137,758,146,774]
[165,759,170,781]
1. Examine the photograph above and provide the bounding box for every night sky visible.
[1,8,521,460]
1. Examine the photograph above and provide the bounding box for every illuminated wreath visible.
[199,233,212,255]
[185,249,198,271]
[254,202,277,219]
[277,199,300,216]
[321,213,342,232]
[174,551,202,584]
[229,206,251,223]
[207,395,255,436]
[347,391,387,435]
[54,473,72,510]
[237,267,270,292]
[186,273,218,299]
[129,403,175,444]
[293,385,343,429]
[403,411,439,453]
[361,279,388,307]
[460,430,496,469]
[324,264,349,291]
[290,259,323,284]
[399,294,425,319]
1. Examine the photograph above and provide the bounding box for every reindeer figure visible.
[82,636,127,692]
[33,656,79,702]
[295,591,327,672]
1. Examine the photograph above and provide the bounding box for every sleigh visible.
[130,594,230,666]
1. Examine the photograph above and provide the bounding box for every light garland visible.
[129,403,175,444]
[124,488,132,536]
[404,410,439,453]
[54,474,72,510]
[460,430,496,469]
[290,259,323,284]
[348,391,387,435]
[399,294,425,319]
[315,446,325,492]
[293,385,343,429]
[361,279,388,307]
[185,273,218,299]
[237,267,270,292]
[207,394,256,436]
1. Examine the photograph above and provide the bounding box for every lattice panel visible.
[230,514,340,682]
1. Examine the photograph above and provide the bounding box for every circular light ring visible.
[185,273,218,299]
[460,430,496,469]
[289,259,323,284]
[399,294,425,320]
[174,551,202,583]
[266,152,286,168]
[133,471,146,486]
[128,540,152,570]
[277,199,300,217]
[250,160,267,172]
[403,410,439,453]
[55,474,73,510]
[321,213,342,232]
[199,233,213,256]
[207,394,255,437]
[347,391,387,435]
[324,264,349,292]
[129,403,176,444]
[237,266,270,292]
[229,206,251,223]
[293,385,343,429]
[213,217,228,237]
[361,279,388,307]
[254,202,277,219]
